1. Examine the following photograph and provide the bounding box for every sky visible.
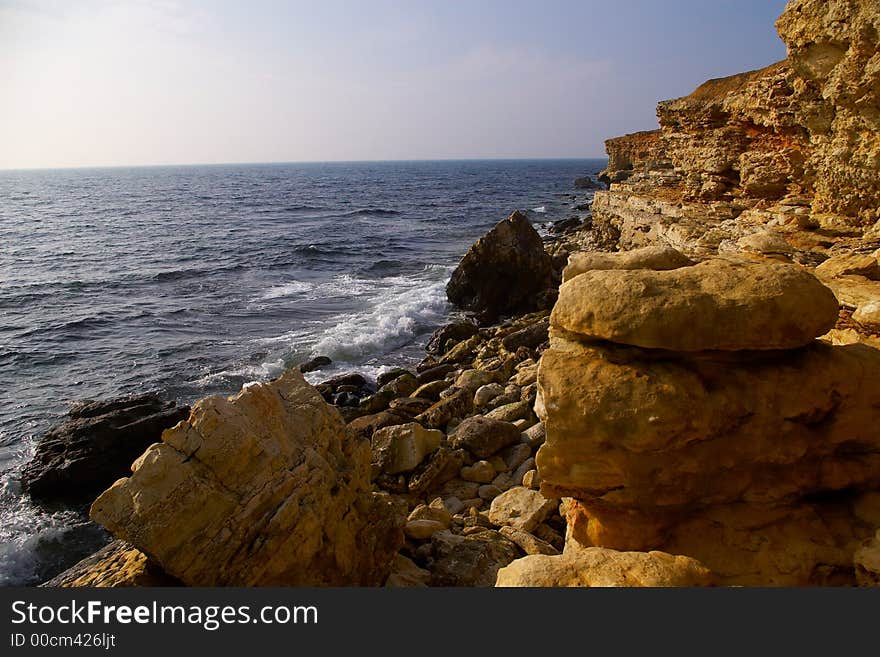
[0,0,791,169]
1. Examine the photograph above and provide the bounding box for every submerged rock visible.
[21,393,190,505]
[298,355,332,373]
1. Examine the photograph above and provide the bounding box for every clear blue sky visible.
[0,0,790,168]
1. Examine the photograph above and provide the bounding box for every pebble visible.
[521,467,540,489]
[404,519,447,540]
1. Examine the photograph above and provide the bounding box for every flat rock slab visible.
[552,257,839,350]
[562,246,693,282]
[495,547,714,587]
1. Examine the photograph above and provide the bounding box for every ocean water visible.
[0,158,605,586]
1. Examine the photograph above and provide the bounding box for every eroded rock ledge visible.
[592,0,880,269]
[520,250,880,586]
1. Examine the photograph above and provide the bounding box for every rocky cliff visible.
[495,0,880,587]
[595,0,880,258]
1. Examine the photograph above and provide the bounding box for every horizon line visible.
[0,155,608,173]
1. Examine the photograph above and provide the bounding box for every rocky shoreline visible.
[26,0,880,587]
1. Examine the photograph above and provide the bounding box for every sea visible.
[0,158,605,586]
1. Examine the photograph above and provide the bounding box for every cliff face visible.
[498,0,880,587]
[594,0,880,256]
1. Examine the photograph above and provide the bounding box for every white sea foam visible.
[193,358,287,388]
[531,205,547,213]
[257,274,375,302]
[259,280,315,300]
[250,265,451,383]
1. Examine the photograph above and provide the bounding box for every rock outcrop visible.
[446,211,554,321]
[22,394,190,504]
[89,369,404,586]
[591,0,880,263]
[530,252,880,585]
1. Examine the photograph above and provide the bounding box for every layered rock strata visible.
[592,0,880,268]
[530,252,880,585]
[89,369,404,586]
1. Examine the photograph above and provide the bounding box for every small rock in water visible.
[298,356,332,373]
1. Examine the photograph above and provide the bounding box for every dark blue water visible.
[0,158,604,585]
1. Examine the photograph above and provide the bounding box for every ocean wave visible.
[255,273,376,303]
[341,208,401,217]
[192,358,287,389]
[259,281,316,300]
[530,205,547,213]
[308,268,450,362]
[284,204,328,212]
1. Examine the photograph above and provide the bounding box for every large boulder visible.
[534,254,880,585]
[89,369,404,586]
[552,258,839,350]
[21,394,190,504]
[446,211,553,320]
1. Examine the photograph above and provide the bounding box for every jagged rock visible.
[21,393,190,504]
[41,540,180,587]
[574,176,603,190]
[450,416,521,459]
[562,246,693,282]
[446,211,554,320]
[89,369,404,586]
[488,487,557,532]
[371,422,443,476]
[552,258,839,351]
[495,547,714,587]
